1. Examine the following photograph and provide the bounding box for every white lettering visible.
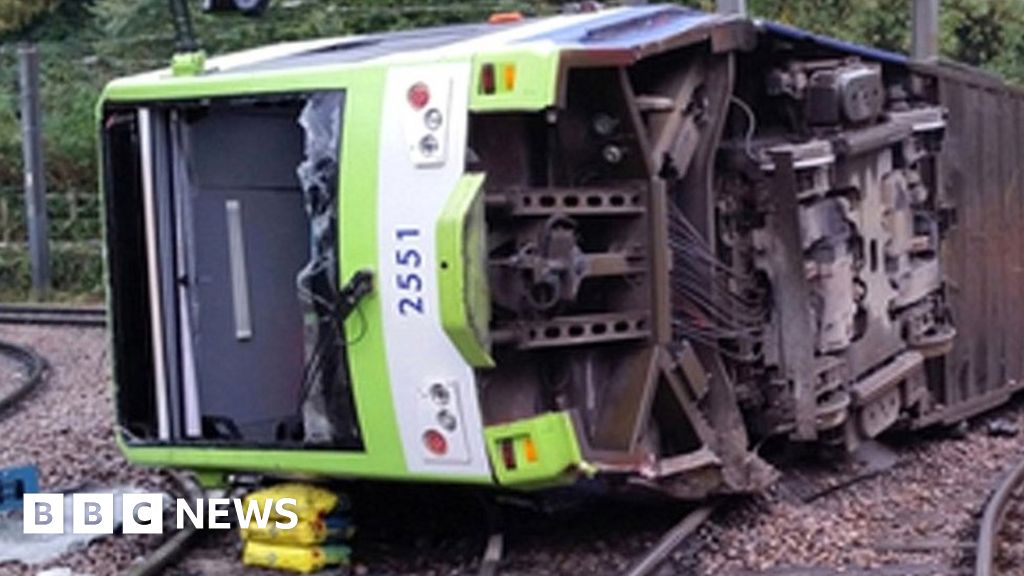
[123,493,164,534]
[176,498,204,530]
[23,494,63,534]
[72,494,113,534]
[233,497,274,529]
[207,498,232,529]
[274,498,298,530]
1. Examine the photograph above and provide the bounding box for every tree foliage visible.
[0,1,60,35]
[89,0,561,63]
[1,0,1024,203]
[742,0,1024,81]
[3,0,1024,298]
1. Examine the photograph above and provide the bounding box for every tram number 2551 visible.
[395,228,424,316]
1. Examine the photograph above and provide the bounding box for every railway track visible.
[0,339,48,416]
[0,303,106,327]
[1,325,1021,576]
[689,422,1024,576]
[622,506,715,576]
[976,450,1024,576]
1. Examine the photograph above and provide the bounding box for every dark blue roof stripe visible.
[220,5,913,76]
[759,20,908,65]
[514,5,907,67]
[516,5,719,49]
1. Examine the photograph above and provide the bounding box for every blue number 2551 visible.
[395,228,424,316]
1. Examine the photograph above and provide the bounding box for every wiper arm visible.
[337,269,374,321]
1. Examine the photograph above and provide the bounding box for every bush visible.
[0,241,102,300]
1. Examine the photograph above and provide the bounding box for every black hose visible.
[126,473,205,576]
[0,339,48,416]
[127,523,200,576]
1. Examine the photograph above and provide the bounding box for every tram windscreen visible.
[102,93,363,451]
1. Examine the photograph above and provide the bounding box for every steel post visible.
[716,0,746,16]
[912,0,940,61]
[18,44,50,298]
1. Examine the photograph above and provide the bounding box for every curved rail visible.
[0,337,197,574]
[0,303,106,327]
[0,339,48,416]
[976,452,1024,576]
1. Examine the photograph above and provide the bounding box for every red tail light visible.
[407,82,430,110]
[480,64,496,95]
[500,438,517,470]
[423,429,448,455]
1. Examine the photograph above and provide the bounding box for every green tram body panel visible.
[100,11,596,487]
[103,5,1011,498]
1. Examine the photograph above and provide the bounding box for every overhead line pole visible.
[716,0,747,16]
[912,0,940,61]
[18,44,50,299]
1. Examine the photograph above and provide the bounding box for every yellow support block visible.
[242,541,350,574]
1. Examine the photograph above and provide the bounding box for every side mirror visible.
[202,0,270,16]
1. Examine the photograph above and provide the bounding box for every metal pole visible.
[912,0,940,61]
[716,0,747,16]
[18,44,50,298]
[169,0,200,53]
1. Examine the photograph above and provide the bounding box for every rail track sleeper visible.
[739,564,966,576]
[869,538,976,552]
[477,532,504,576]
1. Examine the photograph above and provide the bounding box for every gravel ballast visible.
[7,324,1024,575]
[697,406,1024,575]
[0,325,171,576]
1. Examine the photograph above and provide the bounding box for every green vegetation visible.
[1,0,1024,299]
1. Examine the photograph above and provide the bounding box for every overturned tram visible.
[100,5,1024,498]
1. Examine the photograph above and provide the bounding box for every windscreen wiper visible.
[336,269,374,322]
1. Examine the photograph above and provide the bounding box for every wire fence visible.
[0,186,104,299]
[0,41,127,300]
[0,186,101,244]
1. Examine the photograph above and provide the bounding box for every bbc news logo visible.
[23,494,299,534]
